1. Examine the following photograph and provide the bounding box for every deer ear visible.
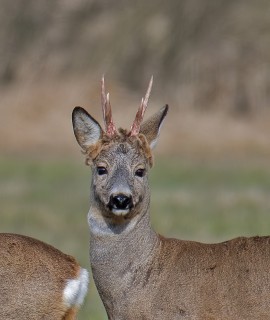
[140,105,168,149]
[72,107,102,150]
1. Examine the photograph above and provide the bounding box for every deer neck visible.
[88,202,159,274]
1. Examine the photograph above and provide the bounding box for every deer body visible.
[0,233,88,320]
[72,78,270,320]
[90,225,270,319]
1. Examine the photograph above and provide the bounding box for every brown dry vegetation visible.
[1,77,269,161]
[0,0,269,160]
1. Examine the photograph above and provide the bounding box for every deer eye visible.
[97,166,108,175]
[135,168,145,177]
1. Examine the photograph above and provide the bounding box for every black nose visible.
[109,194,133,210]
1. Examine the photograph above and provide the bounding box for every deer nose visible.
[110,194,133,211]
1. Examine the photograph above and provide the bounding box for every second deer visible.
[72,77,270,320]
[0,233,88,320]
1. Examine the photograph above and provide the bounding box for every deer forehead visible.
[88,129,152,167]
[95,140,149,167]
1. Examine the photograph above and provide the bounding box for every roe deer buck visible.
[72,77,270,320]
[0,233,88,320]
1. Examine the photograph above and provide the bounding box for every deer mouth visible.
[110,208,131,216]
[107,194,134,216]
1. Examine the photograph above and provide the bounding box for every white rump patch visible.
[63,268,89,307]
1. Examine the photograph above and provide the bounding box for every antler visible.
[101,76,116,137]
[129,76,153,136]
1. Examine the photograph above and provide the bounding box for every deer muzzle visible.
[108,193,134,216]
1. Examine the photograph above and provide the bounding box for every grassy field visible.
[1,155,270,319]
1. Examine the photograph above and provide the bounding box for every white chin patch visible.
[112,209,130,216]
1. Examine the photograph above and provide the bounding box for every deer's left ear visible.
[140,105,169,149]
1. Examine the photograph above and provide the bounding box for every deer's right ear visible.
[72,107,102,150]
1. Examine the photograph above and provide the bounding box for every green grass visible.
[1,156,270,319]
[151,158,270,241]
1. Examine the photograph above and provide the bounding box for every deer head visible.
[72,77,168,221]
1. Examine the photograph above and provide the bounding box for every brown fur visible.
[84,129,153,167]
[0,233,85,320]
[63,307,78,320]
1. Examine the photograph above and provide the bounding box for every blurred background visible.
[1,1,270,319]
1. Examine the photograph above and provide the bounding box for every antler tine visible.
[101,76,116,137]
[101,75,107,128]
[105,93,117,136]
[130,76,153,136]
[143,75,153,111]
